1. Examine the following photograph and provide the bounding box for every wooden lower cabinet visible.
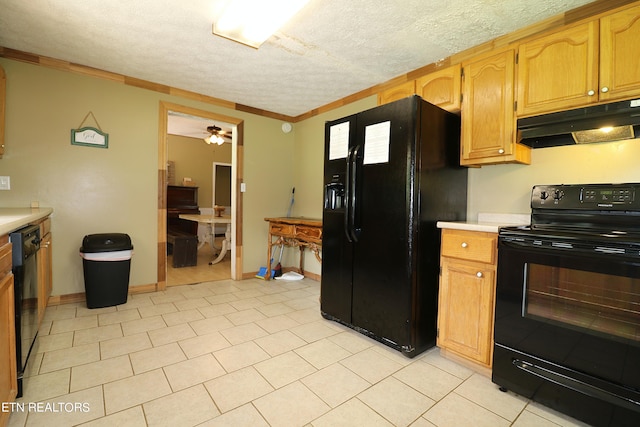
[0,235,17,427]
[37,231,52,324]
[437,229,497,370]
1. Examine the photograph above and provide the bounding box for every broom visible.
[256,244,276,280]
[272,244,284,278]
[256,187,295,280]
[272,187,294,278]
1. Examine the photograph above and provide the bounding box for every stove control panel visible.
[531,184,639,210]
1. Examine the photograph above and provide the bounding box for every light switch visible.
[240,182,246,192]
[0,176,10,190]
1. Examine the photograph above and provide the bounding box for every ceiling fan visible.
[204,125,231,145]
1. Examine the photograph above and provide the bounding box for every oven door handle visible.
[513,359,640,413]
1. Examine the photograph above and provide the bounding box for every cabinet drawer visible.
[270,223,294,237]
[40,218,51,236]
[441,229,497,264]
[0,236,11,279]
[295,225,322,242]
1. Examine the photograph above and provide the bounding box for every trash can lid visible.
[80,233,133,253]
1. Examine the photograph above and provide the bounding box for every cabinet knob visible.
[476,272,483,278]
[461,242,468,248]
[498,149,505,154]
[601,86,609,93]
[587,90,595,96]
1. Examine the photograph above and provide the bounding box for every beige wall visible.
[0,58,294,297]
[168,134,231,208]
[467,139,640,218]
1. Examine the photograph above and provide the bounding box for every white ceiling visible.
[167,111,233,140]
[0,0,596,119]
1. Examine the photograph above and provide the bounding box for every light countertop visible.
[437,213,529,233]
[0,207,54,235]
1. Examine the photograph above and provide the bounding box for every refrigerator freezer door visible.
[321,115,356,323]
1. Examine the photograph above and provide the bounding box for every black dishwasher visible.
[10,224,40,398]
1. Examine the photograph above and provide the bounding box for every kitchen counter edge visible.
[0,208,54,236]
[437,213,530,234]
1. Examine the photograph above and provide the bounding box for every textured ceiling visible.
[0,0,596,118]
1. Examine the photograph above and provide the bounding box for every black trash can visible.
[80,233,133,309]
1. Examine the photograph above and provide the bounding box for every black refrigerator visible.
[321,95,467,357]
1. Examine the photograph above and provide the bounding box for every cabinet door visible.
[0,65,5,158]
[416,64,461,112]
[438,258,496,366]
[0,238,17,424]
[377,80,415,105]
[461,50,520,164]
[37,232,52,325]
[517,21,599,116]
[599,4,640,102]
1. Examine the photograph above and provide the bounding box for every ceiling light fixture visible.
[204,134,225,145]
[213,0,310,48]
[572,125,635,144]
[204,125,227,145]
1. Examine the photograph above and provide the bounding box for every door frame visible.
[157,101,244,290]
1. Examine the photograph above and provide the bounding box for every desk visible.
[264,217,322,279]
[179,214,231,265]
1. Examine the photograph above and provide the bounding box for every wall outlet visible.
[0,176,10,190]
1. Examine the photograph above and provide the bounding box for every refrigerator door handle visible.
[349,145,362,242]
[344,146,355,242]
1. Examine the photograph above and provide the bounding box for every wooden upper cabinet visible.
[416,64,461,112]
[517,21,599,117]
[0,65,5,159]
[377,80,415,105]
[599,3,640,102]
[517,4,640,117]
[461,49,529,166]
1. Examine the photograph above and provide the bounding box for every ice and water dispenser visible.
[324,176,345,210]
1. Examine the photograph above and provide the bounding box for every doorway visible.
[157,101,244,291]
[213,162,232,209]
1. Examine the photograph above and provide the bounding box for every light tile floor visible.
[7,278,590,427]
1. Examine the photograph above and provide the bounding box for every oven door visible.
[493,233,640,426]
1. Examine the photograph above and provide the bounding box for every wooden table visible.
[179,214,231,265]
[264,217,322,279]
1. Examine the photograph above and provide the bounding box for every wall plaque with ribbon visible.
[71,111,109,148]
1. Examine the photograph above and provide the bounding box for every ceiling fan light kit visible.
[213,0,310,48]
[204,125,228,145]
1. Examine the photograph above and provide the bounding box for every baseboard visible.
[47,271,321,307]
[46,282,159,306]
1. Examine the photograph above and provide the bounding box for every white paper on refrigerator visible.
[363,121,391,164]
[329,122,350,160]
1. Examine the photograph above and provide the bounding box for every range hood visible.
[518,98,640,148]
